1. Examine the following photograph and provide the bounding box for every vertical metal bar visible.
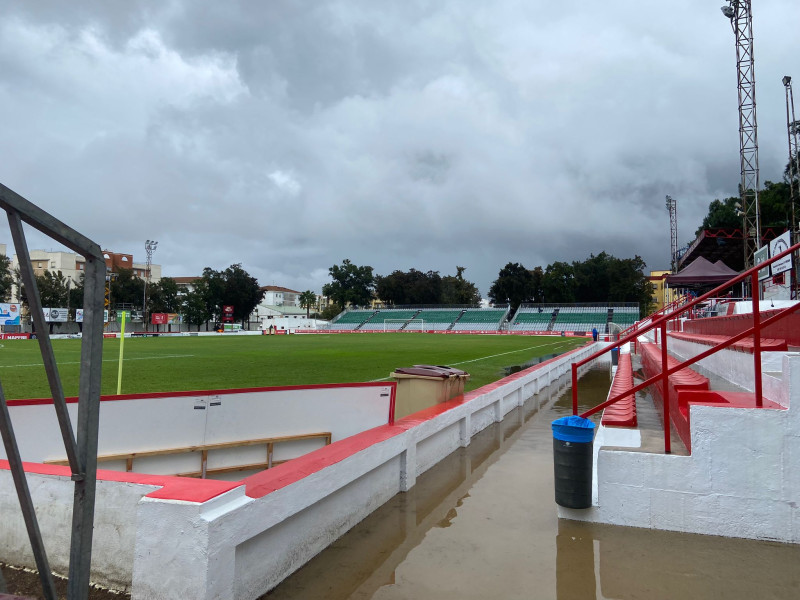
[0,382,59,600]
[66,255,105,600]
[661,322,671,454]
[201,450,208,479]
[752,272,763,407]
[7,210,80,473]
[571,363,578,415]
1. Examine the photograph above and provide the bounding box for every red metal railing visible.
[571,240,800,454]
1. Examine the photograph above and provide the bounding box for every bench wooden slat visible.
[44,432,332,470]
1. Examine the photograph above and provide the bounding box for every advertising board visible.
[0,303,20,326]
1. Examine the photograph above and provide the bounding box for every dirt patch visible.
[0,564,129,600]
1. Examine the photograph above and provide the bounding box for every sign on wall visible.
[769,231,792,276]
[43,307,69,322]
[0,303,20,325]
[151,313,169,325]
[754,246,771,282]
[75,309,109,323]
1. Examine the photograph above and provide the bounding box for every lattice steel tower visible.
[721,1,761,268]
[666,195,678,272]
[784,76,800,235]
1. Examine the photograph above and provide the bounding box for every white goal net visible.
[383,318,424,332]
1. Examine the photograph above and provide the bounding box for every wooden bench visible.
[45,432,332,479]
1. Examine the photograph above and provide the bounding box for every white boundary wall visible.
[560,352,800,544]
[0,344,598,598]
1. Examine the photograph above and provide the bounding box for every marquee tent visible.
[665,256,739,286]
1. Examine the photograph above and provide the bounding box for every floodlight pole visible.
[784,75,800,298]
[143,240,157,331]
[722,0,762,272]
[666,195,678,273]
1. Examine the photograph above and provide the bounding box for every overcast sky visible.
[0,1,798,297]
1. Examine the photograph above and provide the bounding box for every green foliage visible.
[441,266,481,305]
[1,334,585,400]
[148,277,182,313]
[110,267,145,308]
[0,253,12,302]
[182,283,212,327]
[299,290,317,317]
[488,262,535,312]
[542,261,575,304]
[196,265,264,324]
[36,270,70,308]
[322,259,375,309]
[492,253,652,314]
[376,269,442,305]
[320,303,342,321]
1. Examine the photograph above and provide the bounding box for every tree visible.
[0,253,12,302]
[299,290,317,318]
[441,266,481,305]
[322,259,375,309]
[375,269,442,305]
[221,264,265,326]
[488,263,535,314]
[541,261,575,304]
[36,270,70,308]
[149,277,181,313]
[182,284,213,328]
[110,267,145,308]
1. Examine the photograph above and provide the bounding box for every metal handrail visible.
[571,240,800,454]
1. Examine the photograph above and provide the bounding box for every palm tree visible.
[299,290,317,318]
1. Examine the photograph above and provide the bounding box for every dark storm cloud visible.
[0,0,798,296]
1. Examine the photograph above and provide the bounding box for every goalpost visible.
[383,318,425,332]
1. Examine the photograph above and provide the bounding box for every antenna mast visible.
[666,195,678,273]
[721,1,761,269]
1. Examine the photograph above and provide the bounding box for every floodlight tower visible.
[784,76,800,235]
[143,239,158,330]
[666,195,678,272]
[721,0,761,269]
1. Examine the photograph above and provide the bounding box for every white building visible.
[260,285,301,307]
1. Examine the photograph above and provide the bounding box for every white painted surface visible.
[3,385,393,472]
[561,353,800,545]
[0,469,160,591]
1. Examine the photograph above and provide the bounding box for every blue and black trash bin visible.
[610,346,619,366]
[551,415,595,509]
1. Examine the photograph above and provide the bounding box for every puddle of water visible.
[503,352,570,376]
[264,366,800,600]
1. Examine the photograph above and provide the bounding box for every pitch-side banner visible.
[0,303,21,325]
[43,307,69,322]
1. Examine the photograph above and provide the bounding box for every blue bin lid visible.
[551,415,595,443]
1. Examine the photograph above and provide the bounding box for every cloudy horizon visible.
[0,1,798,297]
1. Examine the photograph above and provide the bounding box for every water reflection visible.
[264,366,800,600]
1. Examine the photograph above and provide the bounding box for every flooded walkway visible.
[265,367,800,600]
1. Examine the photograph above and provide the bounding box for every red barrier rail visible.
[571,240,800,454]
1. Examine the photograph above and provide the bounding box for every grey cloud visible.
[0,0,798,297]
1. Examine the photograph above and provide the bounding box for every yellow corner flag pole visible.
[117,311,126,395]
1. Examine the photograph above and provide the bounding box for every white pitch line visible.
[0,354,195,368]
[368,339,579,382]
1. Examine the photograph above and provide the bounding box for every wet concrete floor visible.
[265,367,800,600]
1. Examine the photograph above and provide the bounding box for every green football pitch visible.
[0,333,587,400]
